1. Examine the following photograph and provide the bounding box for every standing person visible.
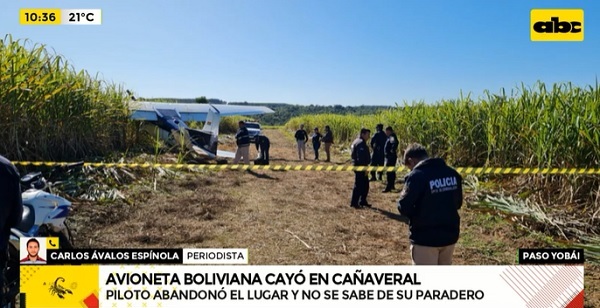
[255,134,270,164]
[294,124,309,160]
[370,124,387,181]
[311,127,322,161]
[322,125,334,162]
[233,121,251,164]
[350,128,371,209]
[0,155,23,303]
[382,126,399,192]
[397,143,463,265]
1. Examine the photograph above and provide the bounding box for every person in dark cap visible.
[255,134,270,164]
[370,124,387,181]
[382,126,399,192]
[350,128,371,208]
[0,154,23,302]
[397,143,463,265]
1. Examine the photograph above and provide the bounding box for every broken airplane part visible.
[128,101,274,160]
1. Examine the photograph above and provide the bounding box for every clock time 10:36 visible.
[20,9,61,25]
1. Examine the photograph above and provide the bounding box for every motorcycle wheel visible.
[63,221,74,248]
[46,223,74,249]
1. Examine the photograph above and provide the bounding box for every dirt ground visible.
[70,128,599,307]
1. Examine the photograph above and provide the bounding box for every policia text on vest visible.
[530,9,584,41]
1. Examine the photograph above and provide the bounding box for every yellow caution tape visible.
[9,161,600,174]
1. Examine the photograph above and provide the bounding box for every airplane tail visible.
[202,105,221,137]
[185,105,222,158]
[204,105,237,159]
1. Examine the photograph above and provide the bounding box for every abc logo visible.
[530,9,584,41]
[533,17,581,33]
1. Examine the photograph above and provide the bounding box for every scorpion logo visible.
[48,277,73,299]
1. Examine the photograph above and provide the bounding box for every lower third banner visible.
[20,265,584,308]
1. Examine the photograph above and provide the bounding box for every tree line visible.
[137,96,393,126]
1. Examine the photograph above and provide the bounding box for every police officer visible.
[0,155,23,303]
[382,126,398,192]
[370,124,387,181]
[350,128,371,208]
[397,143,463,265]
[255,134,270,164]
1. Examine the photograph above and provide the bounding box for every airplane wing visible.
[129,101,274,121]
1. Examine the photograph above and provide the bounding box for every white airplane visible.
[128,101,274,160]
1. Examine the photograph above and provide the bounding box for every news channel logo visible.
[531,9,584,41]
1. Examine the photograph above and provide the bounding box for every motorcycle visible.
[3,162,83,308]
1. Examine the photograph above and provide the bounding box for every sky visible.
[1,0,599,106]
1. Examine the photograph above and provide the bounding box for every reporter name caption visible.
[97,265,582,308]
[46,248,248,264]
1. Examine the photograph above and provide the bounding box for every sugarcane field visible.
[1,2,599,307]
